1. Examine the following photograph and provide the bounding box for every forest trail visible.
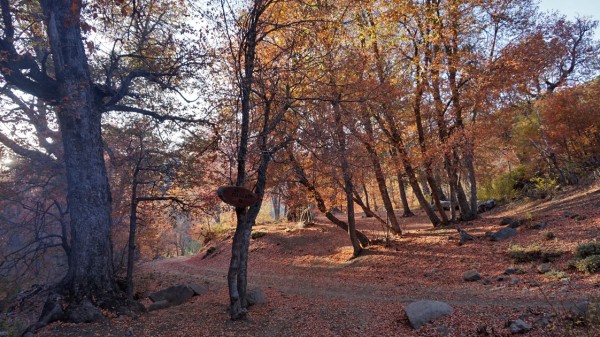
[38,184,600,336]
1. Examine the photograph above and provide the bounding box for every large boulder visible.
[491,227,518,241]
[405,300,454,329]
[148,285,194,305]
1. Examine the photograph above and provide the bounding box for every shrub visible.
[543,231,555,240]
[575,241,600,260]
[575,256,600,274]
[545,270,568,280]
[530,176,559,199]
[478,166,526,202]
[508,244,542,263]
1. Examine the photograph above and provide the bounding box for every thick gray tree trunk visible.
[41,0,117,305]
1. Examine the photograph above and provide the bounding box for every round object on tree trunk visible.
[217,186,260,208]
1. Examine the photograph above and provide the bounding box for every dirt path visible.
[37,184,600,336]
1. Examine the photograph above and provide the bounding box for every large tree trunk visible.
[41,0,117,306]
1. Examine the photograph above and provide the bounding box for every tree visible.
[0,0,209,319]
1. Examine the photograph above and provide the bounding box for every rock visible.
[509,319,532,334]
[570,301,600,324]
[188,283,209,296]
[508,220,522,229]
[491,227,518,241]
[529,222,547,230]
[484,231,494,239]
[243,288,266,307]
[497,275,510,282]
[505,267,518,275]
[66,299,106,323]
[463,270,482,282]
[405,300,454,329]
[0,331,8,337]
[510,278,520,285]
[478,199,496,213]
[148,285,194,305]
[148,300,172,312]
[500,217,514,226]
[481,279,492,285]
[537,263,551,274]
[459,230,474,245]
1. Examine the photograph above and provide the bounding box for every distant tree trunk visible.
[288,150,370,247]
[126,155,143,300]
[271,189,281,221]
[362,182,372,217]
[361,115,401,234]
[352,187,391,230]
[389,149,414,217]
[378,115,440,226]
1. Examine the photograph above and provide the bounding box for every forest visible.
[0,0,599,336]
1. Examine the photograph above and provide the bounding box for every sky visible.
[539,0,600,21]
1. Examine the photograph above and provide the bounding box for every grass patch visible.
[508,244,562,263]
[250,230,267,239]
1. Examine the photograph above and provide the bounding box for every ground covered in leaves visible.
[38,184,600,336]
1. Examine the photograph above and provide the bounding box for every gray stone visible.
[491,227,518,241]
[500,217,514,226]
[463,270,482,282]
[188,283,209,296]
[529,222,547,230]
[505,267,518,275]
[509,319,532,334]
[148,285,194,305]
[0,331,8,337]
[510,278,520,285]
[405,300,454,329]
[537,263,551,274]
[481,279,492,285]
[147,300,172,312]
[508,220,522,229]
[570,301,600,324]
[243,287,266,307]
[459,230,474,245]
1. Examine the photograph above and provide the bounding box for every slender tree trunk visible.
[396,173,414,217]
[352,188,391,230]
[41,1,117,306]
[332,100,362,257]
[126,179,139,300]
[362,182,372,217]
[288,150,370,247]
[361,115,401,234]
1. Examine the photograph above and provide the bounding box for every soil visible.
[37,184,600,336]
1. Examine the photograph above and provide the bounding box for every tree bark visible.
[41,0,118,305]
